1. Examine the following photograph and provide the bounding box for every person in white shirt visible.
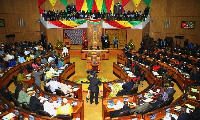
[49,65,59,74]
[45,80,61,94]
[43,97,57,116]
[62,46,68,57]
[61,82,74,98]
[6,53,14,60]
[24,50,30,55]
[48,56,55,63]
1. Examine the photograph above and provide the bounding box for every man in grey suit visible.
[113,37,118,49]
[33,67,44,87]
[165,83,175,97]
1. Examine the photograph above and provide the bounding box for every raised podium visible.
[87,53,101,72]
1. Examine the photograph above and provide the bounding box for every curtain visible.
[48,21,73,28]
[132,0,142,7]
[38,0,47,7]
[81,0,88,12]
[92,0,98,12]
[60,0,68,11]
[122,0,130,13]
[105,0,113,13]
[110,0,114,14]
[101,0,107,13]
[143,0,151,7]
[86,0,94,12]
[104,20,130,29]
[95,0,104,12]
[76,0,85,12]
[49,0,58,10]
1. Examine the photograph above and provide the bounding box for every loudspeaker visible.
[6,34,15,38]
[175,36,184,39]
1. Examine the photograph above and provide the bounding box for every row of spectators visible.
[43,6,149,21]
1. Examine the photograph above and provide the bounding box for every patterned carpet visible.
[75,77,110,92]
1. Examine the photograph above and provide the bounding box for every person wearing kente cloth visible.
[87,73,101,105]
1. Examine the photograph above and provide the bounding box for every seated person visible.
[8,59,16,67]
[171,106,190,120]
[152,62,161,72]
[122,79,135,93]
[29,93,44,114]
[45,79,61,94]
[17,70,27,82]
[61,82,74,98]
[56,98,73,116]
[18,55,26,63]
[49,65,59,74]
[0,86,12,102]
[165,83,175,97]
[44,68,54,80]
[17,85,31,105]
[25,54,32,61]
[130,94,164,114]
[43,97,57,116]
[41,56,48,64]
[57,58,64,68]
[48,56,55,63]
[32,59,39,69]
[110,101,131,118]
[155,88,168,102]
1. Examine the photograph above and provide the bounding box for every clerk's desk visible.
[81,49,109,60]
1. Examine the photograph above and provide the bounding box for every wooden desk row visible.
[0,54,85,119]
[102,54,199,119]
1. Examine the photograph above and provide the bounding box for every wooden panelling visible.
[142,22,150,37]
[46,28,64,46]
[127,29,142,50]
[150,0,200,46]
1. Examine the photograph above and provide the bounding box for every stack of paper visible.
[185,104,195,109]
[2,113,15,120]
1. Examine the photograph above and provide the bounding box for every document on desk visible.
[143,98,153,103]
[152,71,159,76]
[59,66,65,69]
[57,70,63,73]
[73,88,79,91]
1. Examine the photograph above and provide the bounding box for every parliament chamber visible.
[0,0,200,120]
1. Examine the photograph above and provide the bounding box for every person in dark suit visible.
[130,94,164,114]
[110,101,131,118]
[29,93,44,114]
[122,79,135,93]
[101,34,105,49]
[165,83,175,97]
[171,106,190,120]
[87,73,101,105]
